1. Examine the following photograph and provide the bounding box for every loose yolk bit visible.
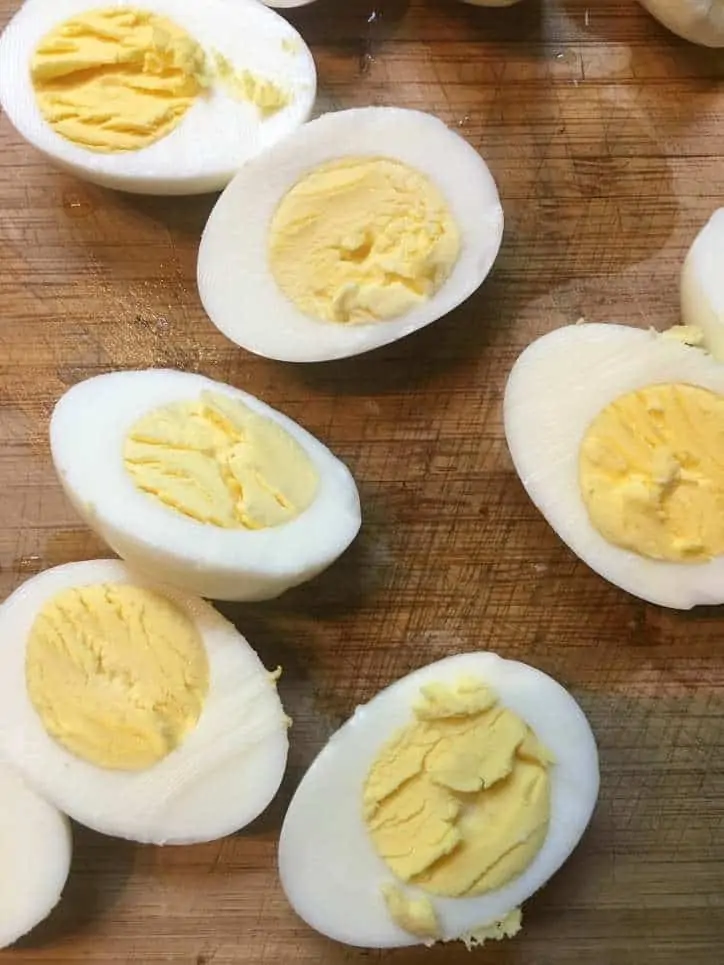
[123,391,319,530]
[30,9,209,153]
[268,157,461,325]
[26,584,209,770]
[579,383,724,562]
[363,678,552,939]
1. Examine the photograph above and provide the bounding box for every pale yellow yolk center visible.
[26,583,209,771]
[30,9,208,153]
[30,9,289,153]
[123,391,319,530]
[579,383,724,562]
[363,678,552,915]
[268,157,461,325]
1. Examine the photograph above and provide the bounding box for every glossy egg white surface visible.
[681,208,724,359]
[50,369,361,602]
[638,0,724,46]
[278,651,599,949]
[197,107,504,362]
[0,560,289,845]
[505,322,724,609]
[0,0,316,195]
[0,762,72,949]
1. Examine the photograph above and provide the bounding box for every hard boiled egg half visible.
[197,107,504,362]
[279,652,599,948]
[50,369,361,602]
[0,559,289,845]
[505,322,724,608]
[681,208,724,359]
[0,762,71,949]
[0,0,316,195]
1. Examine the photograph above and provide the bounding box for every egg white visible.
[0,560,289,845]
[504,322,724,609]
[197,106,504,362]
[0,0,316,195]
[50,369,361,602]
[278,651,599,949]
[681,209,724,359]
[639,0,724,46]
[0,762,72,949]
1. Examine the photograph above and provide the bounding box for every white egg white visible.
[197,106,504,362]
[0,560,289,845]
[681,208,724,359]
[50,369,361,602]
[278,651,599,949]
[504,322,724,609]
[638,0,724,46]
[0,762,72,949]
[0,0,316,195]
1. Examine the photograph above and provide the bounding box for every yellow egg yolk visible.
[461,908,523,949]
[579,383,724,562]
[381,885,440,940]
[26,584,209,770]
[268,157,461,324]
[123,391,319,529]
[30,9,289,154]
[30,9,209,153]
[363,678,552,914]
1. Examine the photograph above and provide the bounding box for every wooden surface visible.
[1,0,724,962]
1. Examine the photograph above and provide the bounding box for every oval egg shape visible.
[0,0,316,195]
[50,369,361,601]
[0,560,289,844]
[197,106,504,362]
[681,208,724,359]
[278,651,599,949]
[504,322,724,609]
[0,763,72,949]
[638,0,724,47]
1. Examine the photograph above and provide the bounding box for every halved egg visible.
[0,762,72,949]
[638,0,724,46]
[0,0,316,195]
[50,369,361,602]
[0,560,289,844]
[681,209,724,359]
[197,107,504,362]
[505,322,724,608]
[278,651,599,949]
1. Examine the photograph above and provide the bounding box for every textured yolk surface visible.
[26,584,209,770]
[381,885,440,940]
[124,391,318,529]
[579,383,724,562]
[213,53,288,117]
[364,679,552,903]
[268,157,461,324]
[30,9,208,152]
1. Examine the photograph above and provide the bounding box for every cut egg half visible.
[50,369,361,602]
[279,651,599,949]
[505,322,724,608]
[0,0,316,195]
[0,762,72,949]
[0,560,289,844]
[681,208,724,359]
[197,107,504,362]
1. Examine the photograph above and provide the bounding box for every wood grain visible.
[1,0,724,962]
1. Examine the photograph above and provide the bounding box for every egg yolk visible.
[30,9,208,153]
[363,678,552,931]
[25,584,209,770]
[123,391,318,529]
[30,9,289,154]
[579,383,724,562]
[268,157,461,324]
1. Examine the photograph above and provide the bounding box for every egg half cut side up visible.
[50,369,361,602]
[278,651,599,949]
[0,560,289,844]
[197,106,504,362]
[0,762,72,949]
[504,322,724,609]
[0,0,316,195]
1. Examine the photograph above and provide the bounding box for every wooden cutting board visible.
[1,0,724,962]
